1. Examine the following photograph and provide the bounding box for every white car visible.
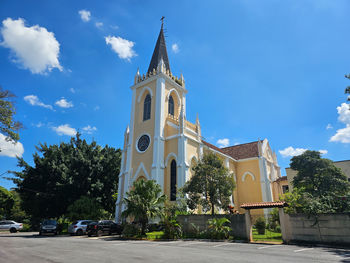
[68,220,93,235]
[0,220,23,233]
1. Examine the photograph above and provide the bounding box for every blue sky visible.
[1,0,349,189]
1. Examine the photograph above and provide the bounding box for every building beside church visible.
[286,159,350,191]
[115,23,283,222]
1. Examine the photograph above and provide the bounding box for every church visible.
[115,22,283,222]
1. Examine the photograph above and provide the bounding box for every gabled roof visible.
[202,140,227,155]
[241,201,287,209]
[202,140,260,160]
[220,141,259,160]
[147,25,170,74]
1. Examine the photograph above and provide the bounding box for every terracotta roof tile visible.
[202,140,227,155]
[202,140,260,160]
[274,176,287,182]
[241,201,287,209]
[220,141,259,160]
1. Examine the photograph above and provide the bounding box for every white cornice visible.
[130,72,188,94]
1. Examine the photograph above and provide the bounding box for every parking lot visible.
[0,232,349,263]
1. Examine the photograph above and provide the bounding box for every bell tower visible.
[116,20,188,222]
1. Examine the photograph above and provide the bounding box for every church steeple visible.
[147,18,171,74]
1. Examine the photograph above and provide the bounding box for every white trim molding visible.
[133,162,151,182]
[166,88,181,104]
[165,152,178,167]
[242,171,256,182]
[137,86,153,103]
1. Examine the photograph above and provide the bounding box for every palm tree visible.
[122,179,166,235]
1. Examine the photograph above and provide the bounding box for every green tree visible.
[11,133,121,225]
[183,153,235,215]
[345,74,350,103]
[9,190,28,222]
[291,150,350,198]
[67,196,108,221]
[0,87,22,142]
[0,186,14,219]
[122,179,166,235]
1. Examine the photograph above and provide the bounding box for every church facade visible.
[115,24,282,222]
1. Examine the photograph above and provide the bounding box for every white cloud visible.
[0,133,24,158]
[52,124,77,136]
[319,149,328,155]
[330,103,350,143]
[24,95,53,110]
[69,88,75,93]
[95,22,103,28]
[94,105,100,111]
[35,122,44,128]
[55,98,73,108]
[105,36,136,61]
[0,18,62,74]
[82,125,97,134]
[330,125,350,143]
[217,138,230,148]
[78,10,91,22]
[172,43,179,53]
[336,103,350,124]
[110,25,119,30]
[326,124,333,130]
[279,146,328,157]
[279,146,307,157]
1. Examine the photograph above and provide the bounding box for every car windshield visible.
[43,220,57,225]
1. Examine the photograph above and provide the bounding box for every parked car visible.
[39,219,58,235]
[68,220,93,235]
[86,220,122,237]
[0,220,23,233]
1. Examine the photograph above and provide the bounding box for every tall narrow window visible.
[168,95,174,116]
[170,160,177,201]
[143,94,151,121]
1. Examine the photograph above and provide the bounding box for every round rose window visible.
[137,134,150,152]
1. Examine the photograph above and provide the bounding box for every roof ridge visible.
[221,140,258,149]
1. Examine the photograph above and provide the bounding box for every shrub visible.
[183,223,200,238]
[19,223,31,232]
[207,217,231,239]
[275,225,281,233]
[267,208,280,232]
[122,223,140,238]
[255,217,266,235]
[163,219,182,239]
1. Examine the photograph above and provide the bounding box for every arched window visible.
[143,94,151,121]
[170,160,177,201]
[168,95,174,116]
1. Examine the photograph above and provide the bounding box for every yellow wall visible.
[131,80,157,181]
[235,159,263,215]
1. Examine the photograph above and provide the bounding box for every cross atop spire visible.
[160,16,165,29]
[147,18,170,74]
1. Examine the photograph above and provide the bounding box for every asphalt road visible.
[0,232,349,263]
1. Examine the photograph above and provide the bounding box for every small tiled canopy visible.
[240,201,288,210]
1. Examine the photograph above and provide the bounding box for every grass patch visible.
[252,228,282,243]
[146,231,165,240]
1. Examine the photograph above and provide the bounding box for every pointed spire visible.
[196,113,201,139]
[179,102,186,135]
[147,18,171,74]
[134,67,140,84]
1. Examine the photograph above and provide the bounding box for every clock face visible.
[137,134,150,152]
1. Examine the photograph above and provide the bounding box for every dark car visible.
[39,219,58,235]
[86,220,122,237]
